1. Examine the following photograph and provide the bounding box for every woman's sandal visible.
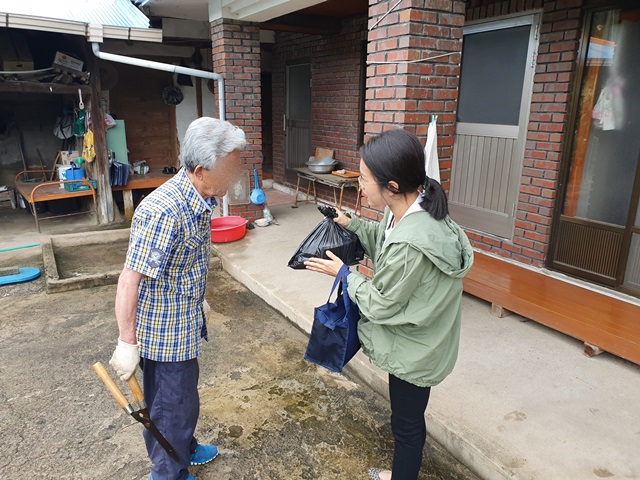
[368,468,391,480]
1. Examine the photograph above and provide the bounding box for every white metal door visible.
[449,14,540,238]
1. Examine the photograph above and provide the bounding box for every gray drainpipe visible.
[91,42,230,216]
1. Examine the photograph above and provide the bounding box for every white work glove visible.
[109,339,140,381]
[203,299,211,322]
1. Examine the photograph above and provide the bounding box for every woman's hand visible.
[305,250,344,277]
[334,209,351,227]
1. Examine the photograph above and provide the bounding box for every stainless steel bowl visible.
[306,161,337,174]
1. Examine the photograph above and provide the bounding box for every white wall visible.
[101,41,218,153]
[175,74,217,147]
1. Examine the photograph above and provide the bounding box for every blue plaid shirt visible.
[125,169,212,362]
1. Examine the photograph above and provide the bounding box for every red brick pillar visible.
[365,0,465,194]
[513,0,583,266]
[211,19,263,220]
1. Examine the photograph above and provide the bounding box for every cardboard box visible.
[53,51,84,73]
[59,150,80,166]
[0,30,34,71]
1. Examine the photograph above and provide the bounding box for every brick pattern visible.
[358,0,464,223]
[459,0,583,267]
[365,0,465,197]
[211,19,263,220]
[272,16,367,208]
[466,0,544,20]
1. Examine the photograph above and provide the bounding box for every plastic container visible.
[57,165,73,188]
[64,178,97,192]
[67,165,86,180]
[211,216,248,243]
[48,198,79,215]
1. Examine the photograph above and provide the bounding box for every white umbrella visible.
[424,116,441,183]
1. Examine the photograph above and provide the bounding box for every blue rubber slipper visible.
[190,444,219,466]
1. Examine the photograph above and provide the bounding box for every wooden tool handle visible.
[127,374,144,403]
[92,362,130,410]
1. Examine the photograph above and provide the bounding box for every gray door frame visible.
[449,13,541,239]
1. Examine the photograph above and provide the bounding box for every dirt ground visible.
[0,261,479,480]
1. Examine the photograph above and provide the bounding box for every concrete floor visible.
[0,203,478,479]
[214,202,640,480]
[2,196,640,480]
[0,259,477,480]
[0,203,127,251]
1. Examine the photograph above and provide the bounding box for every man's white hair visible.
[181,117,247,172]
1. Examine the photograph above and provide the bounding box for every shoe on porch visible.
[190,444,219,466]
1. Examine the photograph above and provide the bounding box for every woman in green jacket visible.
[305,129,474,480]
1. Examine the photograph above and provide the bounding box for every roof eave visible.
[0,12,163,43]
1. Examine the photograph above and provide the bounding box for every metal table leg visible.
[338,184,345,210]
[294,175,302,208]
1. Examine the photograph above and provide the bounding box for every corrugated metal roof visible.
[0,0,150,28]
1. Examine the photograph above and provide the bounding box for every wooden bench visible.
[15,170,97,232]
[111,171,174,220]
[463,251,640,365]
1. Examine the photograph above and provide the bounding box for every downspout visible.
[91,42,230,216]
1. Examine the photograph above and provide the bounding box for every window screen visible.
[457,25,531,125]
[288,64,311,121]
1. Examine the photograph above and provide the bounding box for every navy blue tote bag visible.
[304,265,361,373]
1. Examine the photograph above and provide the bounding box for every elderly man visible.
[110,117,247,480]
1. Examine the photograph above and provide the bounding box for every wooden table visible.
[112,171,174,220]
[292,167,359,211]
[15,171,97,232]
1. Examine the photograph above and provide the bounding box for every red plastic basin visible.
[211,216,248,243]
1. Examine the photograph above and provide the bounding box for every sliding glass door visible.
[550,6,640,295]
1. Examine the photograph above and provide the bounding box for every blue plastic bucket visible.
[67,165,86,180]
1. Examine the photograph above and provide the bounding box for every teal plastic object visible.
[0,267,41,286]
[106,119,128,163]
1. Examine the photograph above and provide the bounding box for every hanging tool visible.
[92,362,180,463]
[250,168,266,205]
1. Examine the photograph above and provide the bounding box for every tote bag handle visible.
[322,265,353,330]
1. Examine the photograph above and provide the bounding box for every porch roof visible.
[143,0,367,24]
[0,0,162,42]
[0,0,150,27]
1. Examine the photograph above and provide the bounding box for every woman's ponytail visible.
[419,177,448,221]
[360,129,449,221]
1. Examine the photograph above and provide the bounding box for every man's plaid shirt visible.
[125,169,212,362]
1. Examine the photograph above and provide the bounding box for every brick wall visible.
[466,0,543,19]
[362,0,464,220]
[462,0,583,266]
[351,0,466,277]
[272,15,367,208]
[211,18,263,220]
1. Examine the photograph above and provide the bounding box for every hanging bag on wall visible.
[53,112,74,139]
[304,265,361,373]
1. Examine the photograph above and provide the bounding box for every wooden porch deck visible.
[463,251,640,365]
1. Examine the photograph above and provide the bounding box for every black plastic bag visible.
[288,206,364,270]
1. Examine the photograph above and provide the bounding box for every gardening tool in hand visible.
[92,362,180,463]
[250,168,266,205]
